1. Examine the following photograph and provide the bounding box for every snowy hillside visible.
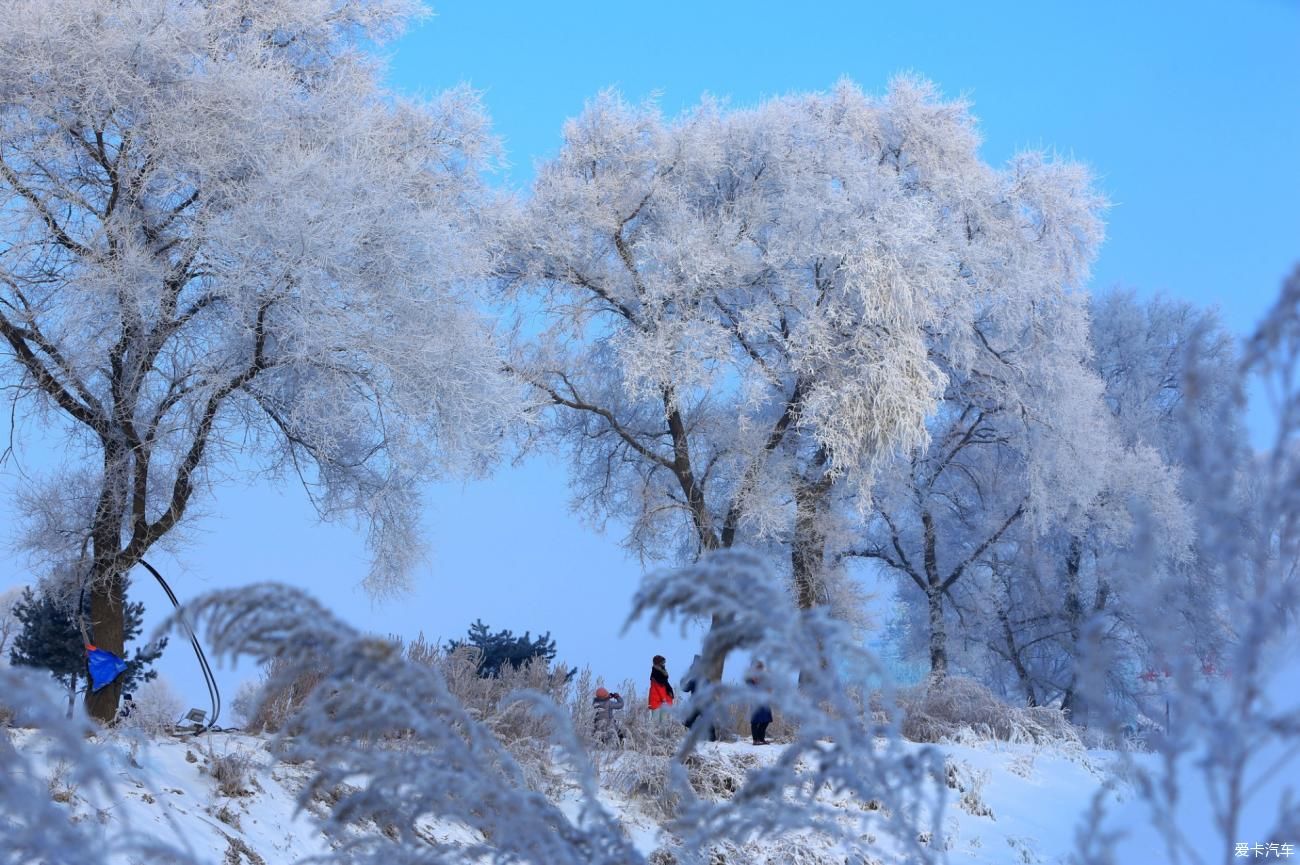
[11,726,1143,865]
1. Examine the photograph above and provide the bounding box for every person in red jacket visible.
[648,654,675,713]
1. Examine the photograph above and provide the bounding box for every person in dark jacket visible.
[111,692,134,727]
[746,661,773,745]
[648,655,675,714]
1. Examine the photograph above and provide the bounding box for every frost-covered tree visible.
[1091,290,1238,461]
[505,79,1103,676]
[859,289,1197,713]
[987,293,1213,721]
[0,0,512,722]
[1075,267,1300,865]
[1088,290,1239,673]
[851,285,1115,682]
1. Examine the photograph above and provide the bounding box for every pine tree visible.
[8,589,83,715]
[446,619,561,679]
[9,580,165,716]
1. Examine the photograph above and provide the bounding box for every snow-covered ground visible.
[9,725,1174,865]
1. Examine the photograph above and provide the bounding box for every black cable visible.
[137,559,221,734]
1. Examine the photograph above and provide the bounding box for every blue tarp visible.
[86,645,127,693]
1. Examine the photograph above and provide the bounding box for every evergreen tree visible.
[8,588,83,714]
[9,581,165,715]
[446,619,562,679]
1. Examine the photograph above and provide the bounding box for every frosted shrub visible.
[204,744,256,798]
[240,654,329,734]
[569,666,596,745]
[119,678,184,737]
[395,636,575,746]
[397,632,441,668]
[683,749,759,799]
[446,650,572,744]
[619,690,686,758]
[378,635,575,797]
[46,760,76,804]
[230,680,262,731]
[899,677,1079,746]
[944,759,995,819]
[697,836,846,865]
[603,751,678,820]
[392,634,576,791]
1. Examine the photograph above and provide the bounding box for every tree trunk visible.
[84,571,126,723]
[1060,535,1083,722]
[791,484,826,610]
[791,453,832,611]
[65,670,78,720]
[665,402,731,684]
[791,464,835,690]
[84,446,129,725]
[921,509,948,683]
[699,612,731,684]
[926,587,948,681]
[998,606,1037,707]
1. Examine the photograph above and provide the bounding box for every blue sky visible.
[2,0,1297,716]
[392,0,1300,335]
